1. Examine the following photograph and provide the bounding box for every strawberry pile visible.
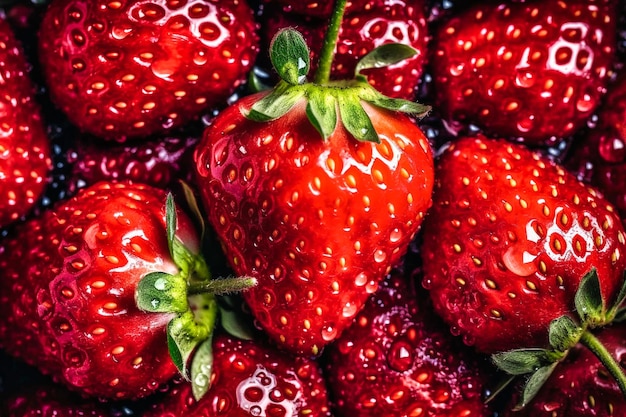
[1,0,626,416]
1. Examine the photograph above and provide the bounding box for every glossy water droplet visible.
[342,302,358,318]
[387,340,413,372]
[502,245,537,277]
[355,272,368,287]
[374,250,387,263]
[250,405,262,416]
[321,324,338,341]
[514,70,535,88]
[389,228,403,243]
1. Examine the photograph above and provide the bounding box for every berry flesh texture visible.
[144,334,332,417]
[431,0,617,146]
[325,270,494,417]
[38,0,259,141]
[501,324,626,417]
[0,17,51,227]
[194,92,435,356]
[421,136,626,354]
[566,73,626,226]
[261,0,429,100]
[0,181,202,400]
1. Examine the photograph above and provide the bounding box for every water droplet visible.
[387,340,413,372]
[354,273,368,287]
[154,277,167,291]
[502,245,537,277]
[321,324,338,342]
[514,70,535,88]
[250,405,262,416]
[389,228,403,243]
[342,302,358,318]
[374,250,387,263]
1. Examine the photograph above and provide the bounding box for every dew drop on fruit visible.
[342,302,358,318]
[514,70,535,88]
[389,228,403,243]
[502,245,538,277]
[387,340,413,372]
[321,324,338,342]
[374,249,387,263]
[354,272,368,287]
[250,405,262,416]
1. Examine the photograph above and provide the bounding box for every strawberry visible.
[38,0,259,141]
[566,73,626,225]
[430,0,617,146]
[66,134,198,195]
[145,334,332,417]
[0,181,252,400]
[420,135,626,406]
[501,323,626,416]
[324,270,494,417]
[0,17,51,227]
[260,0,429,99]
[194,9,434,356]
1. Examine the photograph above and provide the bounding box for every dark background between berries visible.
[1,0,626,415]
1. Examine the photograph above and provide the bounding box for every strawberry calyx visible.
[491,268,626,409]
[135,194,256,401]
[244,1,429,143]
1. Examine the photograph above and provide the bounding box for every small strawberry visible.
[0,181,253,400]
[66,134,198,195]
[431,0,617,146]
[145,334,332,417]
[194,2,434,356]
[0,17,51,227]
[38,0,259,141]
[501,323,626,416]
[566,73,626,224]
[261,0,429,99]
[421,135,626,406]
[324,270,494,417]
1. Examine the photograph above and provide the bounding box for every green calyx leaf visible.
[513,361,559,411]
[369,94,431,119]
[575,268,607,327]
[492,348,554,375]
[245,81,306,122]
[191,336,214,401]
[548,315,583,353]
[355,43,417,75]
[306,88,338,140]
[270,28,311,86]
[136,272,189,314]
[338,93,379,143]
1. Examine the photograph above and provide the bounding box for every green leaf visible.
[548,316,582,352]
[513,362,559,411]
[369,94,431,118]
[220,306,255,341]
[135,272,189,314]
[167,312,209,378]
[179,180,207,247]
[355,43,417,75]
[338,95,379,143]
[575,268,605,326]
[492,348,550,375]
[270,28,310,85]
[165,193,177,258]
[191,337,214,401]
[245,84,305,122]
[306,89,338,140]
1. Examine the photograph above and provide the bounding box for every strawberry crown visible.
[244,0,430,143]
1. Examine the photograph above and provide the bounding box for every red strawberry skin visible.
[431,0,617,145]
[502,324,626,416]
[0,181,201,400]
[38,0,259,141]
[194,92,435,355]
[566,73,626,225]
[325,270,494,417]
[145,334,332,417]
[0,17,51,227]
[262,0,429,100]
[421,136,626,353]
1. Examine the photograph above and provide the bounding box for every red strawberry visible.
[421,135,626,405]
[38,0,259,141]
[501,324,626,416]
[431,0,617,146]
[194,22,434,355]
[145,334,332,417]
[324,270,494,417]
[67,134,198,195]
[261,0,429,99]
[0,181,228,400]
[566,73,626,225]
[0,17,51,227]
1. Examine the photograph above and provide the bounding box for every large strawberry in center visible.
[194,13,435,355]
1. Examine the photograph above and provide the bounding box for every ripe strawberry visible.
[431,0,617,146]
[0,181,228,400]
[324,270,494,417]
[421,135,626,405]
[261,0,429,99]
[501,324,626,417]
[38,0,259,141]
[194,22,434,355]
[66,134,198,195]
[145,334,332,417]
[0,17,51,227]
[566,73,626,225]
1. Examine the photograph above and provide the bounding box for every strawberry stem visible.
[313,0,347,85]
[580,329,626,398]
[188,276,257,296]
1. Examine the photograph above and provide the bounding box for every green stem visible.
[580,330,626,398]
[188,276,257,296]
[313,0,348,85]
